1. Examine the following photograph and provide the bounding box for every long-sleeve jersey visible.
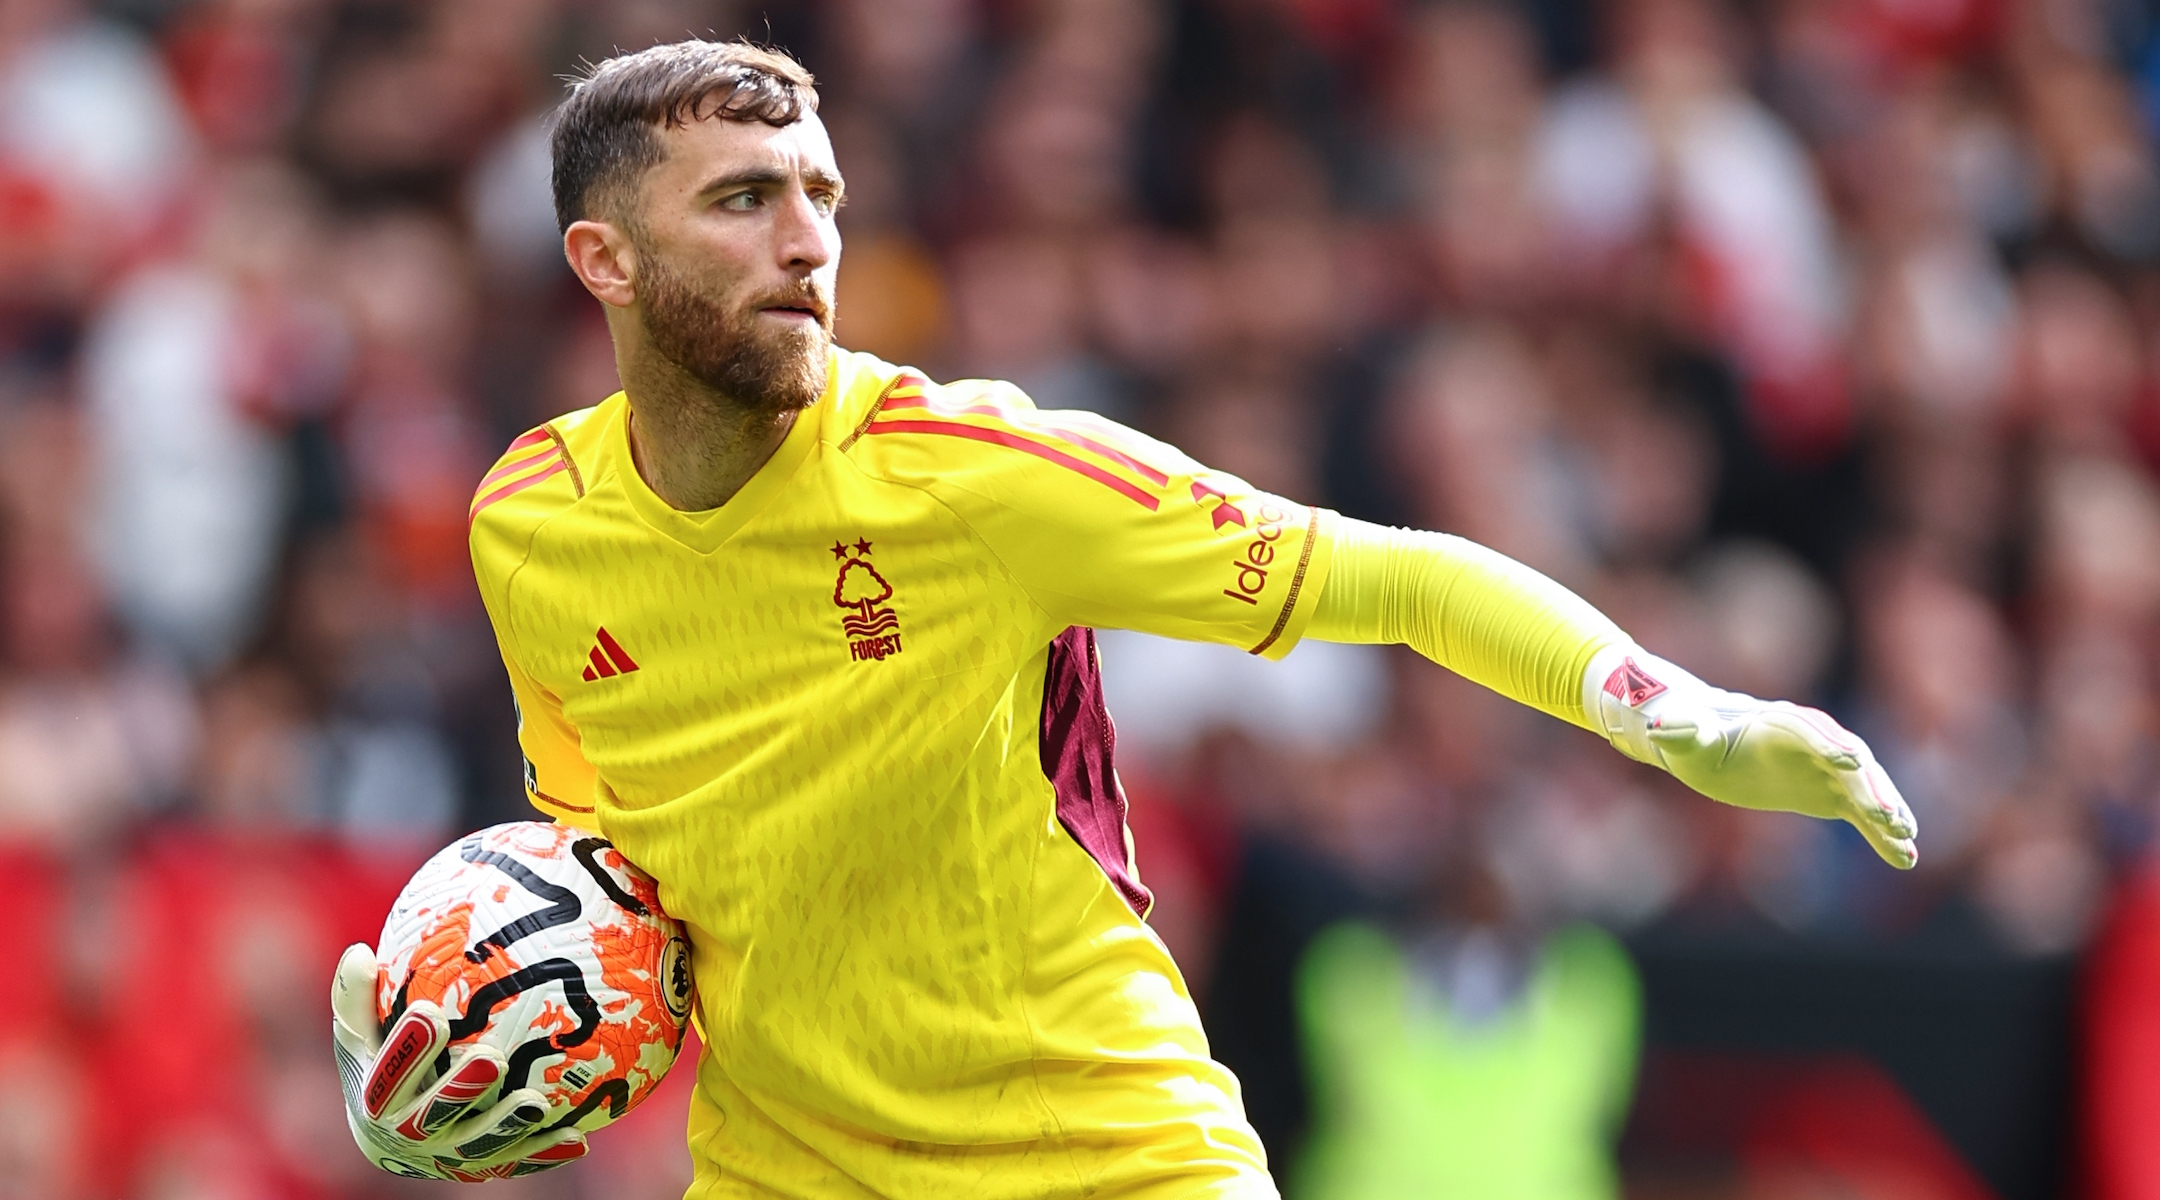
[467,348,1625,1198]
[470,350,1329,1197]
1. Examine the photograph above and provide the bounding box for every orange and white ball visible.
[374,822,693,1137]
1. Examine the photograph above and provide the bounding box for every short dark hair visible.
[550,39,818,233]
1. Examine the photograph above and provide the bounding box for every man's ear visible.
[564,219,639,308]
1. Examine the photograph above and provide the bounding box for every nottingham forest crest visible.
[831,538,903,662]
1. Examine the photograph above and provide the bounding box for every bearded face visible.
[635,237,834,417]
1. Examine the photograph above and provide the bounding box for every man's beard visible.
[637,251,833,418]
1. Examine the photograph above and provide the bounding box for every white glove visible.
[331,943,590,1181]
[1584,645,1919,869]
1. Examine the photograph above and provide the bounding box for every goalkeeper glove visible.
[1584,645,1919,869]
[331,943,590,1181]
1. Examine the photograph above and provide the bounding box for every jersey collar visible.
[610,361,833,555]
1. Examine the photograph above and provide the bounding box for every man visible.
[330,40,1916,1197]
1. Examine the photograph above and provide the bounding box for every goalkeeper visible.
[330,38,1915,1196]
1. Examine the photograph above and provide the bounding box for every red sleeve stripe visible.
[867,419,1160,509]
[470,458,570,520]
[881,393,1002,417]
[477,446,560,491]
[1048,427,1170,486]
[880,397,1169,486]
[507,427,552,453]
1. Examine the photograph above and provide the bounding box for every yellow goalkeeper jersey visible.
[468,348,1335,1198]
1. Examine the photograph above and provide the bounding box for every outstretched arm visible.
[1307,518,1919,869]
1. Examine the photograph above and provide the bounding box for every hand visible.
[331,943,591,1181]
[1584,647,1919,869]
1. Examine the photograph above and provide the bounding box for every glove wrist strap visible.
[1582,643,1700,766]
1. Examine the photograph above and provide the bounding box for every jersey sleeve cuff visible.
[1250,506,1337,662]
[527,787,603,832]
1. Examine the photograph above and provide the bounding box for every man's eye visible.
[718,192,759,211]
[811,191,840,216]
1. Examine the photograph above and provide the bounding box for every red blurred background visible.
[5,0,2160,1195]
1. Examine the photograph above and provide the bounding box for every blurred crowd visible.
[2,0,2159,1195]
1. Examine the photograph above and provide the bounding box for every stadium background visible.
[2,0,2159,1195]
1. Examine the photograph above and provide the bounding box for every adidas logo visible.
[582,627,640,681]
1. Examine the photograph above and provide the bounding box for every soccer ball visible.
[373,821,693,1141]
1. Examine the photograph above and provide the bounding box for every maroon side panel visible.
[1039,627,1152,916]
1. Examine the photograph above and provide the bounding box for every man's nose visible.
[773,188,835,274]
